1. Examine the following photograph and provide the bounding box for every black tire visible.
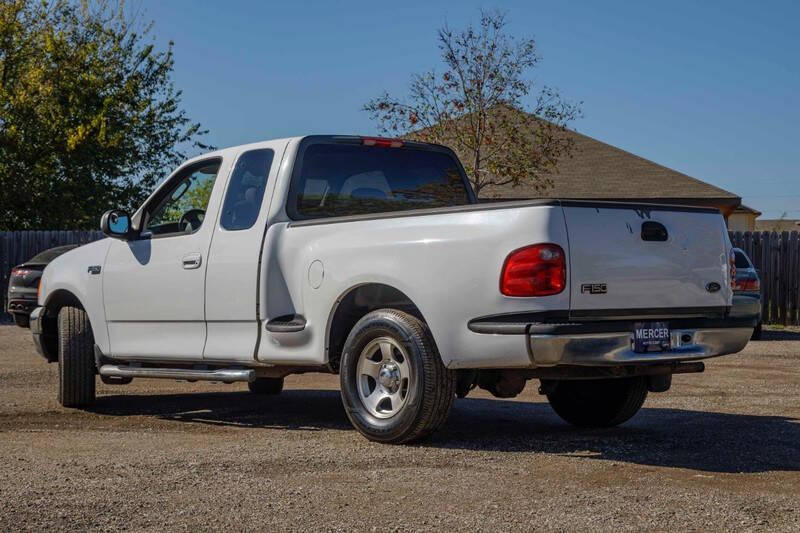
[12,313,29,328]
[751,322,762,340]
[58,306,96,408]
[248,377,284,395]
[339,309,455,444]
[546,377,647,428]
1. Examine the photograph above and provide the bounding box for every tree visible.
[0,0,211,229]
[363,10,581,196]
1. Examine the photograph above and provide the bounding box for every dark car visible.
[6,245,79,328]
[730,247,763,340]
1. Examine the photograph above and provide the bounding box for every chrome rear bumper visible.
[528,327,753,367]
[468,311,756,368]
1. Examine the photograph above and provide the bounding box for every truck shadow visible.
[90,390,800,474]
[760,328,800,341]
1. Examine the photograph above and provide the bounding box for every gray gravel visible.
[1,325,799,531]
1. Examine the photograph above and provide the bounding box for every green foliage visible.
[363,10,581,196]
[0,0,211,229]
[157,172,215,224]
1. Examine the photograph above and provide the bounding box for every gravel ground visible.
[1,325,799,531]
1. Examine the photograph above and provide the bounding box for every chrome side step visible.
[99,365,255,383]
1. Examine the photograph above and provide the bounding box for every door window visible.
[146,160,221,236]
[219,149,275,230]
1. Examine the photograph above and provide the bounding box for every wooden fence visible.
[1,231,104,320]
[729,231,800,325]
[2,230,798,325]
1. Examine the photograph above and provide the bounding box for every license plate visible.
[633,321,671,353]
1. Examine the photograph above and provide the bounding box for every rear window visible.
[288,142,471,220]
[734,251,752,269]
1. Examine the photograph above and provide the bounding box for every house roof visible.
[733,204,762,216]
[754,219,800,232]
[479,126,741,209]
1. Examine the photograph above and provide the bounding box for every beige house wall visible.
[728,212,757,232]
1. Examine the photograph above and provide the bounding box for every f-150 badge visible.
[581,283,607,295]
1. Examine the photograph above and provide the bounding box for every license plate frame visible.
[633,321,671,353]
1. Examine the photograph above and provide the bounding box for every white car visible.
[29,135,756,443]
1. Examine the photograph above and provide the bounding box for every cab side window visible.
[219,149,275,231]
[147,160,221,236]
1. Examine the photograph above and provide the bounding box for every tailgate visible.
[562,203,731,316]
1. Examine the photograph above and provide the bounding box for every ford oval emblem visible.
[706,282,721,293]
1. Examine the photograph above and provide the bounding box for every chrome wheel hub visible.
[356,337,411,419]
[378,363,401,393]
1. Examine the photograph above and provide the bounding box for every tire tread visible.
[340,309,455,444]
[391,310,456,443]
[58,307,95,407]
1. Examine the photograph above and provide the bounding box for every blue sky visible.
[142,0,798,219]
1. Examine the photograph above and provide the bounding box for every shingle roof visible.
[734,204,762,216]
[479,125,741,208]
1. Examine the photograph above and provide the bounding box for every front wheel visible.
[545,377,647,428]
[58,306,96,407]
[339,309,455,444]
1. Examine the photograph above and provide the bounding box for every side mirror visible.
[100,209,132,240]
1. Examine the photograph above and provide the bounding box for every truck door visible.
[103,158,228,359]
[203,141,287,361]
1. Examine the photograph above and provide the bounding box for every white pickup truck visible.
[30,135,755,443]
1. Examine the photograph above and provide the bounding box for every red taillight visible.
[729,250,736,290]
[500,244,566,297]
[361,137,404,148]
[734,277,760,292]
[11,268,30,277]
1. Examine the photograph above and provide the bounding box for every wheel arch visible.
[325,283,432,372]
[45,288,86,314]
[39,289,89,362]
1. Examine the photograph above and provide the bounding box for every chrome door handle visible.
[182,253,202,269]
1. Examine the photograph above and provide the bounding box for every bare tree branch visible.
[362,9,581,197]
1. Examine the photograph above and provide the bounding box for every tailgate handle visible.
[641,221,668,241]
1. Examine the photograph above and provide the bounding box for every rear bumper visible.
[528,327,752,366]
[6,293,38,316]
[468,313,755,367]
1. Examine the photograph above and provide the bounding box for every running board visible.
[99,365,255,383]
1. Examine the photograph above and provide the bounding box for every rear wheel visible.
[751,322,763,340]
[58,307,96,407]
[546,377,647,428]
[248,377,284,395]
[339,309,455,443]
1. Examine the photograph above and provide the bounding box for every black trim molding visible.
[287,199,558,228]
[287,197,721,229]
[467,307,752,335]
[265,314,307,333]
